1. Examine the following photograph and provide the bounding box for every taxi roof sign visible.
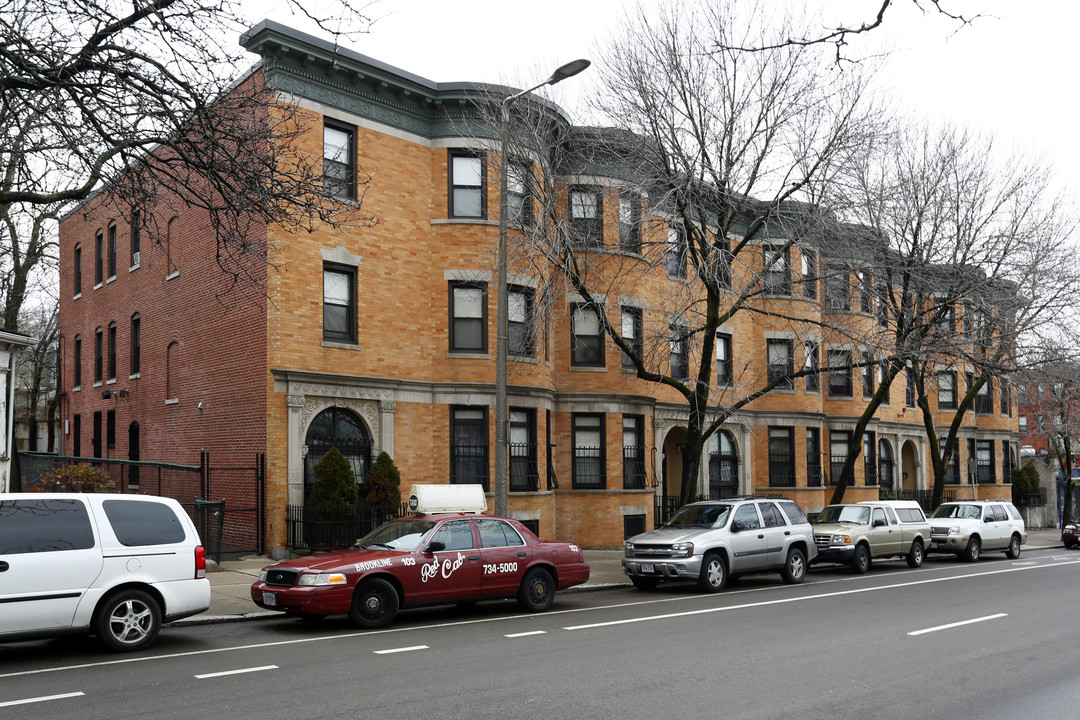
[408,484,488,515]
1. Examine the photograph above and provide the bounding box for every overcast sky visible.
[241,0,1079,196]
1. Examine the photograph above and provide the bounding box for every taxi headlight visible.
[297,572,348,586]
[831,534,851,544]
[670,542,694,558]
[258,569,268,582]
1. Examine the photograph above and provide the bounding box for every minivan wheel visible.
[349,578,399,629]
[781,548,807,584]
[697,552,727,593]
[94,589,161,652]
[850,544,870,574]
[963,536,981,562]
[907,540,924,568]
[1006,534,1022,559]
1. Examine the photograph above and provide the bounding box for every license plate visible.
[640,563,654,574]
[262,591,277,607]
[930,541,939,550]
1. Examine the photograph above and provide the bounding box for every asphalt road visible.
[2,550,1079,720]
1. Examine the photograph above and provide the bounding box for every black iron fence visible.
[878,487,957,514]
[287,502,409,552]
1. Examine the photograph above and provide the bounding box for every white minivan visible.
[0,493,211,651]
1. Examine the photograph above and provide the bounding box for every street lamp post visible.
[494,59,590,518]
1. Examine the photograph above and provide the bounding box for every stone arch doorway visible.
[304,407,373,497]
[901,439,919,492]
[662,426,687,499]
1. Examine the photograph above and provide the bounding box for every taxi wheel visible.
[94,589,161,652]
[518,568,555,612]
[349,578,399,629]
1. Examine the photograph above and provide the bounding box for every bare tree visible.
[0,0,380,288]
[1019,358,1080,525]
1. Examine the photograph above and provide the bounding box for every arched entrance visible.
[304,407,373,497]
[901,439,919,492]
[662,427,687,499]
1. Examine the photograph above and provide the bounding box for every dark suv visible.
[622,496,817,592]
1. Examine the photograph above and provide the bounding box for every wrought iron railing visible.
[623,445,648,489]
[573,446,605,488]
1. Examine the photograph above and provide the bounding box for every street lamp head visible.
[547,59,591,86]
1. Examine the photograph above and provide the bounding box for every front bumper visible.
[622,555,703,581]
[813,545,855,564]
[927,535,968,554]
[249,581,353,615]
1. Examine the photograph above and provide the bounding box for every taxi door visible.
[476,518,530,597]
[414,518,484,603]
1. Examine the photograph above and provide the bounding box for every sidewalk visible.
[174,530,1065,626]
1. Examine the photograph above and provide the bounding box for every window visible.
[130,209,141,266]
[103,499,186,546]
[1019,415,1028,433]
[977,439,995,483]
[506,161,532,227]
[938,371,957,409]
[760,502,787,527]
[74,243,82,296]
[878,438,894,488]
[431,519,475,551]
[806,428,822,487]
[322,264,357,344]
[572,413,605,488]
[622,415,647,489]
[622,306,642,371]
[670,323,688,379]
[449,150,485,218]
[801,249,817,299]
[571,303,604,367]
[166,216,178,276]
[716,332,733,385]
[763,245,789,294]
[450,282,487,353]
[304,406,372,487]
[73,414,81,456]
[509,408,538,492]
[92,410,102,458]
[618,193,640,252]
[451,407,489,489]
[95,229,103,285]
[824,266,850,311]
[858,270,873,313]
[862,351,874,398]
[709,430,739,496]
[94,327,103,384]
[941,439,960,484]
[569,187,602,246]
[767,339,793,389]
[975,377,993,414]
[828,348,852,397]
[508,286,534,357]
[906,368,916,408]
[768,427,795,487]
[73,335,82,388]
[830,431,850,485]
[107,221,116,279]
[107,321,116,381]
[0,499,94,554]
[323,120,356,200]
[732,504,761,531]
[106,409,116,449]
[128,422,140,488]
[878,358,890,405]
[966,371,975,412]
[805,341,820,393]
[1001,380,1010,415]
[130,314,140,375]
[863,432,877,486]
[667,223,687,279]
[166,341,178,401]
[877,285,889,327]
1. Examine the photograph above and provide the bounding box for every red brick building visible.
[57,21,1020,555]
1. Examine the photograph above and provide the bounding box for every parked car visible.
[1062,520,1080,549]
[813,500,932,573]
[250,485,590,628]
[927,500,1026,561]
[0,493,210,652]
[622,496,817,592]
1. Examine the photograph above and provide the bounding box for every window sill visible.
[432,218,498,227]
[129,263,140,273]
[447,351,490,360]
[106,378,116,385]
[106,275,116,284]
[93,382,102,388]
[129,373,140,380]
[73,385,81,393]
[94,283,103,291]
[510,354,538,365]
[166,271,179,281]
[73,293,81,301]
[165,398,179,405]
[322,340,361,351]
[570,365,607,373]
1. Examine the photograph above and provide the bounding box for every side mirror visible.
[425,540,446,553]
[731,520,744,532]
[984,516,993,523]
[874,518,887,528]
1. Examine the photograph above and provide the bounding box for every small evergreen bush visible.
[308,448,358,508]
[365,451,401,515]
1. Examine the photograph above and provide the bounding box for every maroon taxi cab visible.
[250,487,590,628]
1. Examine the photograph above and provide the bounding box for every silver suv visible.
[927,500,1026,562]
[622,497,817,592]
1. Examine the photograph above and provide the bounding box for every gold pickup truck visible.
[812,500,932,574]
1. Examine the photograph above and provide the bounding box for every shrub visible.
[1011,462,1040,504]
[365,451,401,515]
[308,448,358,508]
[34,463,114,492]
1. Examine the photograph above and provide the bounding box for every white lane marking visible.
[4,556,1077,680]
[374,645,429,655]
[505,631,547,638]
[908,613,1008,636]
[195,665,278,679]
[563,560,1080,631]
[0,692,85,708]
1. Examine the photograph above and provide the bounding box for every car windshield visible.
[664,504,731,529]
[929,504,982,520]
[354,519,437,552]
[816,505,870,524]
